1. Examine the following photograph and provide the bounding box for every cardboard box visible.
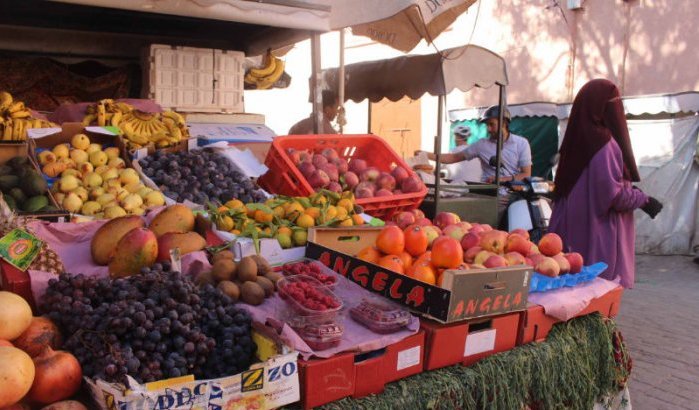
[0,142,68,222]
[306,227,531,324]
[28,123,128,164]
[518,286,623,345]
[299,331,425,409]
[87,351,299,410]
[420,312,522,370]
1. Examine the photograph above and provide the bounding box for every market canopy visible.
[319,45,508,103]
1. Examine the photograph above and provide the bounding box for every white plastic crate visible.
[144,44,245,113]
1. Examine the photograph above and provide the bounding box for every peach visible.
[480,224,493,232]
[528,243,540,256]
[509,228,530,240]
[538,233,563,256]
[505,235,533,257]
[529,253,546,266]
[468,224,486,235]
[460,232,480,251]
[433,212,460,230]
[479,230,508,254]
[504,252,527,266]
[474,250,495,266]
[484,254,508,268]
[552,254,571,274]
[535,256,561,277]
[464,246,483,263]
[565,252,584,274]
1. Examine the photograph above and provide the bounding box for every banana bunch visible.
[244,50,285,90]
[82,100,188,150]
[0,91,55,141]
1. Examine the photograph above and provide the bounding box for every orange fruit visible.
[254,210,274,223]
[431,236,464,269]
[352,214,365,225]
[404,225,428,257]
[357,246,382,264]
[397,251,413,270]
[378,255,404,274]
[406,261,436,285]
[376,225,405,255]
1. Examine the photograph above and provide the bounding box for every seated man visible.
[416,106,531,183]
[288,90,339,135]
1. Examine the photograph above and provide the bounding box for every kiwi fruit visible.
[256,276,275,297]
[250,254,272,276]
[237,256,258,282]
[217,280,241,301]
[264,271,284,288]
[195,271,215,286]
[212,259,237,282]
[212,250,235,263]
[240,281,265,306]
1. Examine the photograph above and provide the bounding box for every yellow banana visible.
[82,114,96,126]
[125,129,149,145]
[30,119,42,129]
[97,104,106,126]
[8,101,24,114]
[248,51,277,78]
[162,110,185,125]
[110,110,122,127]
[115,102,134,113]
[254,58,285,90]
[2,122,12,140]
[10,109,31,119]
[0,91,12,111]
[12,119,23,140]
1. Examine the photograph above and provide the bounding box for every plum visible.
[360,167,380,182]
[376,172,396,190]
[327,181,342,193]
[320,163,339,182]
[308,170,330,188]
[349,158,368,174]
[343,171,359,189]
[333,158,349,174]
[298,162,316,178]
[312,154,328,168]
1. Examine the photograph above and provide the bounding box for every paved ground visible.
[616,255,699,410]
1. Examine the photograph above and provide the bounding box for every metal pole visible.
[495,85,506,186]
[310,33,322,134]
[433,95,444,214]
[338,29,345,134]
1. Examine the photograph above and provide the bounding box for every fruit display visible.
[81,99,189,150]
[244,50,286,90]
[285,147,424,198]
[282,259,337,289]
[0,291,85,408]
[0,91,56,141]
[40,265,256,384]
[36,133,166,218]
[356,211,587,287]
[210,191,365,249]
[349,297,411,334]
[195,252,279,306]
[139,148,267,205]
[0,200,65,274]
[90,206,207,278]
[0,155,58,213]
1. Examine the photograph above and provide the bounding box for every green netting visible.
[450,117,559,179]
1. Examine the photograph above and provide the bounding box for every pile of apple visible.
[286,148,424,198]
[390,211,584,277]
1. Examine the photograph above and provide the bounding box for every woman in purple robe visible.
[549,79,662,288]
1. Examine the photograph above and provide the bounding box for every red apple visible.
[474,250,495,266]
[444,224,468,242]
[505,234,533,257]
[360,167,381,182]
[504,252,526,266]
[524,257,534,267]
[423,225,442,247]
[457,221,473,231]
[394,211,416,229]
[333,157,349,173]
[529,253,546,266]
[565,252,584,274]
[528,243,540,256]
[376,172,397,190]
[376,188,393,197]
[391,166,409,184]
[484,254,508,268]
[433,212,461,230]
[349,158,368,174]
[412,208,426,220]
[400,175,424,193]
[415,217,432,227]
[343,171,359,189]
[464,246,483,263]
[460,232,480,251]
[470,263,486,269]
[536,256,561,277]
[538,233,563,257]
[552,254,571,274]
[509,228,530,240]
[321,148,340,161]
[479,230,508,254]
[480,224,493,232]
[312,154,328,168]
[468,224,486,235]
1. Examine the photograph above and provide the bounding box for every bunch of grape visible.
[40,263,256,384]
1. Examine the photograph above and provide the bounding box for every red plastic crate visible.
[299,331,425,409]
[421,312,523,370]
[258,134,427,220]
[518,286,623,345]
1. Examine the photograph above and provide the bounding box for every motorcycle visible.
[488,156,553,242]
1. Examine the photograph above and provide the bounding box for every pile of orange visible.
[356,225,464,286]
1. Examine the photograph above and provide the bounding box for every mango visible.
[156,231,207,262]
[148,204,195,237]
[91,215,145,265]
[108,228,158,278]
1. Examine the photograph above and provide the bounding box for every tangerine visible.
[304,207,321,219]
[357,246,382,264]
[397,251,413,270]
[378,255,404,274]
[431,236,464,269]
[376,225,405,255]
[254,209,274,223]
[352,214,365,225]
[406,261,436,285]
[404,225,428,257]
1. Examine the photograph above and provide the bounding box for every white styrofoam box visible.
[145,44,245,113]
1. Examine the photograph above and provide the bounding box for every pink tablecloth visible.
[527,277,620,321]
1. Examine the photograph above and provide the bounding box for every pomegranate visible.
[0,346,35,408]
[13,317,63,358]
[27,348,82,405]
[40,400,89,410]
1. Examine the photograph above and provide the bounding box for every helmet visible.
[453,125,471,140]
[479,105,511,123]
